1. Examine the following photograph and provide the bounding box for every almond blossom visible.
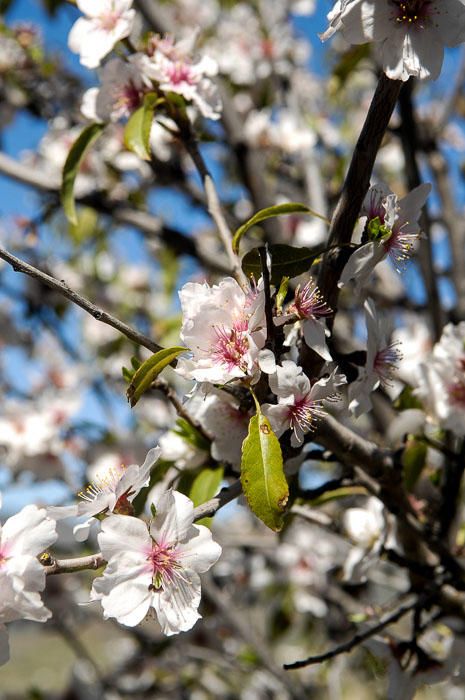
[277,279,333,362]
[176,277,267,385]
[49,447,160,541]
[262,360,346,446]
[0,497,57,666]
[415,322,465,436]
[68,0,136,70]
[348,298,402,417]
[81,56,150,123]
[342,497,390,583]
[339,182,431,295]
[139,34,222,120]
[321,1,465,81]
[90,490,222,634]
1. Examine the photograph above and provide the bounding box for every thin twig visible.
[284,596,419,669]
[0,246,164,355]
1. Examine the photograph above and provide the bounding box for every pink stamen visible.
[288,397,326,434]
[289,281,332,320]
[166,62,196,86]
[448,379,465,409]
[212,322,249,372]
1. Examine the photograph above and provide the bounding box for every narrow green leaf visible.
[402,439,427,492]
[241,412,288,531]
[189,466,224,527]
[232,202,328,254]
[276,276,289,312]
[123,92,158,161]
[242,244,320,285]
[126,346,186,407]
[61,123,105,225]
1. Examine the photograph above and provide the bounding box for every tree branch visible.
[284,596,420,670]
[0,246,164,354]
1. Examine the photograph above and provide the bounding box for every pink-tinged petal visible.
[93,578,152,627]
[151,490,194,543]
[2,506,56,557]
[177,525,222,573]
[97,514,151,560]
[153,569,201,635]
[0,625,9,666]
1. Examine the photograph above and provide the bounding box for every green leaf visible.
[276,276,289,312]
[402,439,427,492]
[241,411,288,531]
[189,466,224,527]
[232,202,328,254]
[61,123,105,225]
[123,92,158,161]
[126,346,185,407]
[242,244,320,285]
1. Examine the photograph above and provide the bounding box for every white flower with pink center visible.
[321,0,465,81]
[90,490,222,634]
[176,277,267,385]
[68,0,136,70]
[262,361,346,446]
[339,182,431,294]
[140,33,222,120]
[81,56,150,123]
[348,298,402,417]
[416,322,465,436]
[49,447,160,541]
[277,280,333,362]
[0,499,57,666]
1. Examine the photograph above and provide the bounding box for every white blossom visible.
[68,0,136,70]
[339,182,431,294]
[321,0,465,81]
[0,501,57,666]
[348,298,402,417]
[81,56,150,122]
[415,322,465,436]
[176,277,266,385]
[49,447,160,541]
[342,497,387,583]
[90,490,222,634]
[262,361,346,446]
[139,34,222,120]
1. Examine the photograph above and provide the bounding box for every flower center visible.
[448,379,465,409]
[148,540,181,589]
[77,464,126,503]
[212,322,249,372]
[117,81,143,113]
[390,0,433,27]
[99,10,121,32]
[289,281,332,320]
[166,61,197,86]
[288,397,325,434]
[383,222,419,270]
[374,342,402,386]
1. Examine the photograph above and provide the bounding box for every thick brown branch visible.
[318,74,402,309]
